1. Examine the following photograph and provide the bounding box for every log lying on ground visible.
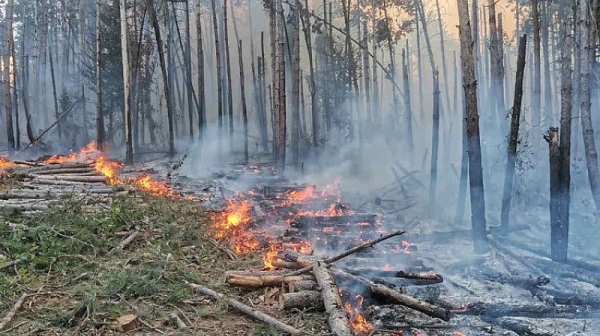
[523,256,600,287]
[289,280,318,292]
[33,175,108,183]
[187,282,303,335]
[279,291,324,310]
[453,302,593,319]
[33,167,95,175]
[226,274,314,288]
[285,229,406,276]
[496,317,555,336]
[342,268,442,282]
[24,162,91,173]
[534,287,600,307]
[290,214,378,227]
[468,266,550,289]
[272,261,303,270]
[312,262,352,336]
[370,284,451,321]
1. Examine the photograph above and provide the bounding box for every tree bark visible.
[456,0,488,253]
[196,2,206,136]
[488,1,506,130]
[312,262,352,336]
[532,0,542,142]
[301,1,318,150]
[149,0,175,158]
[96,0,105,151]
[223,0,234,143]
[402,47,413,151]
[49,47,61,143]
[429,71,440,215]
[274,0,286,172]
[500,35,527,233]
[238,40,249,163]
[4,0,15,151]
[120,0,133,164]
[11,29,19,149]
[211,0,223,133]
[291,0,301,166]
[578,0,600,211]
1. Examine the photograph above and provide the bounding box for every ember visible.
[394,240,412,254]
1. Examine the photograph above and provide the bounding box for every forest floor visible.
[0,193,326,335]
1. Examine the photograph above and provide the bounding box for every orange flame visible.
[383,264,391,271]
[453,332,467,336]
[211,198,259,254]
[262,240,312,270]
[43,141,98,164]
[131,174,177,197]
[296,202,353,217]
[0,157,18,170]
[280,186,315,206]
[394,240,412,254]
[343,295,371,334]
[94,156,123,184]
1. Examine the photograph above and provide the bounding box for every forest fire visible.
[211,198,260,254]
[42,141,98,164]
[262,240,312,270]
[94,156,122,184]
[131,174,177,197]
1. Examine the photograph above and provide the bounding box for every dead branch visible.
[187,282,304,335]
[0,293,27,331]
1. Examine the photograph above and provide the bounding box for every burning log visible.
[226,274,314,288]
[370,284,451,321]
[285,229,406,276]
[312,262,353,336]
[187,282,303,335]
[279,290,324,310]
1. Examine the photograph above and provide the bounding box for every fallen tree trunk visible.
[226,274,314,288]
[453,302,593,319]
[279,290,323,310]
[312,262,352,336]
[370,284,451,321]
[33,176,108,183]
[342,268,442,282]
[523,256,600,287]
[33,167,95,175]
[187,282,303,335]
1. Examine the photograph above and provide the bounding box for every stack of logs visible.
[0,161,132,212]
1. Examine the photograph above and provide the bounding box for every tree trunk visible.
[196,3,206,136]
[488,1,506,131]
[4,0,15,150]
[372,3,380,124]
[429,71,440,216]
[500,35,527,233]
[149,0,175,158]
[11,27,19,149]
[274,0,286,172]
[457,0,488,253]
[238,40,249,163]
[301,1,318,150]
[532,0,542,142]
[402,48,413,151]
[96,0,105,151]
[211,0,223,133]
[291,0,300,166]
[541,0,553,127]
[578,0,600,211]
[79,0,89,143]
[555,18,573,262]
[224,0,234,143]
[120,0,133,164]
[434,0,451,113]
[415,6,423,113]
[49,46,61,143]
[184,0,194,139]
[362,20,371,124]
[259,31,269,150]
[545,128,562,259]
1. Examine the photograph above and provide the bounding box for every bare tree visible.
[238,40,249,163]
[120,0,133,164]
[456,0,488,253]
[212,0,223,132]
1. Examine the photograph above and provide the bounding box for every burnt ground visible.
[1,155,600,335]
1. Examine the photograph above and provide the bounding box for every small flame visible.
[343,295,371,334]
[94,156,122,184]
[131,174,177,197]
[43,141,98,164]
[0,157,18,170]
[383,264,391,271]
[262,241,312,270]
[453,332,467,336]
[280,186,315,206]
[394,240,412,254]
[211,198,259,254]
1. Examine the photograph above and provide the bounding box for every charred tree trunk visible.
[434,0,451,113]
[488,1,506,130]
[545,128,562,258]
[96,0,105,151]
[149,0,175,158]
[224,0,234,143]
[212,0,223,133]
[4,0,15,150]
[500,35,527,233]
[301,0,318,150]
[552,17,574,263]
[457,0,488,253]
[429,71,441,215]
[238,40,249,163]
[291,0,301,166]
[578,0,600,211]
[541,0,553,127]
[532,0,542,142]
[49,44,61,143]
[196,3,206,135]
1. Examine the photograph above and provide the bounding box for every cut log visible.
[33,175,108,183]
[33,167,95,175]
[187,282,303,335]
[286,229,406,276]
[226,274,314,288]
[370,284,451,321]
[289,280,318,292]
[117,314,141,332]
[279,291,324,310]
[312,262,352,336]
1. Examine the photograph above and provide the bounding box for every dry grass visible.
[0,194,327,335]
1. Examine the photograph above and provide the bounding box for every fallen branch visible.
[226,274,314,288]
[312,262,352,336]
[187,282,303,335]
[286,229,405,276]
[0,260,20,271]
[370,284,451,321]
[0,293,28,331]
[112,231,140,252]
[33,176,107,183]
